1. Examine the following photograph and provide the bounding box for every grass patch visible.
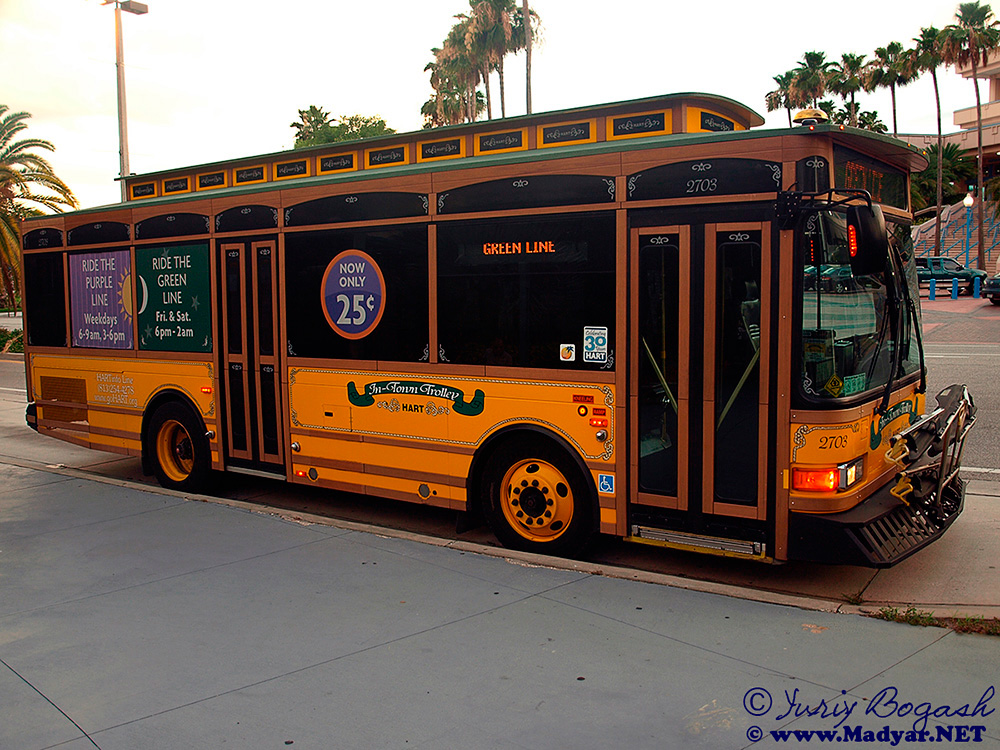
[0,328,23,353]
[873,606,1000,636]
[843,590,865,605]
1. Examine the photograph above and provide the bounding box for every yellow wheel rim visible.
[156,419,194,483]
[500,458,574,543]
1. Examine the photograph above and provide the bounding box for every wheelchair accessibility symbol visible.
[598,474,615,495]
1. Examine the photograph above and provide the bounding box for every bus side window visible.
[24,252,67,347]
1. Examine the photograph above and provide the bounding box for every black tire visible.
[147,401,211,492]
[991,297,1000,306]
[480,437,596,557]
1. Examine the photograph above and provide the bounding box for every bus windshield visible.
[798,210,921,400]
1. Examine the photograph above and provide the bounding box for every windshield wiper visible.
[875,237,909,415]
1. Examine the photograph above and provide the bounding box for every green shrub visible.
[0,328,23,353]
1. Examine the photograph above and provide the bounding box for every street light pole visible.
[103,1,148,202]
[964,192,975,267]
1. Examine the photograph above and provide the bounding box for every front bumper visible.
[789,384,975,567]
[787,475,965,567]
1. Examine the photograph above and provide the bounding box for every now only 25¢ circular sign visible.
[321,250,387,339]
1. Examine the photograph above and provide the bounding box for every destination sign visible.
[833,145,907,209]
[482,240,555,256]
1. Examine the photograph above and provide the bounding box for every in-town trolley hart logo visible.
[348,380,486,416]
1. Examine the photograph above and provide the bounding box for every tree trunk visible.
[890,83,898,138]
[498,59,506,118]
[522,0,532,114]
[934,68,943,256]
[484,67,493,120]
[974,55,986,270]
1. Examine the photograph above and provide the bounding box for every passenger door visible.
[218,239,285,474]
[630,222,770,530]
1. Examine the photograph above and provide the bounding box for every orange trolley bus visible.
[20,93,976,566]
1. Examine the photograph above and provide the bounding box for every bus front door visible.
[219,240,285,474]
[631,223,770,555]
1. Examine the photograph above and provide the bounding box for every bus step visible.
[628,526,767,560]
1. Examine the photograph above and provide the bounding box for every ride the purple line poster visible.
[69,249,134,349]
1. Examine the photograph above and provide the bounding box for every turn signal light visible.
[201,386,213,394]
[792,457,865,492]
[793,468,839,492]
[847,223,859,258]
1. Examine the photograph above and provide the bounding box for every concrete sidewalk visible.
[2,462,999,750]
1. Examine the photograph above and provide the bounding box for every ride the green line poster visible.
[136,244,212,353]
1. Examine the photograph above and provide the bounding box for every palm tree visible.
[467,0,525,119]
[857,111,888,133]
[424,52,469,127]
[856,110,888,133]
[828,53,867,127]
[791,51,835,108]
[765,70,801,127]
[864,42,916,138]
[943,1,1000,270]
[911,27,948,253]
[0,106,77,308]
[911,143,976,211]
[425,24,487,127]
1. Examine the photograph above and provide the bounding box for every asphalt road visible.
[1,295,998,599]
[920,297,1000,479]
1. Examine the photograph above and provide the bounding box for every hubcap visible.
[157,419,194,482]
[500,458,573,542]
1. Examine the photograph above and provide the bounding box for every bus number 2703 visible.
[818,435,849,449]
[686,178,718,193]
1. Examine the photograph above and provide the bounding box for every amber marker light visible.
[201,386,213,394]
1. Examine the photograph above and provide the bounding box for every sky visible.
[1,0,987,210]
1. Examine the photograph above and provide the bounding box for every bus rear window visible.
[24,252,67,347]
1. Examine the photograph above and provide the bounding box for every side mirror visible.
[846,204,888,276]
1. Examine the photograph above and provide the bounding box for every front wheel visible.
[481,438,595,557]
[147,402,211,492]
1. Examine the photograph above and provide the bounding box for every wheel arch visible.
[466,424,599,523]
[140,389,208,476]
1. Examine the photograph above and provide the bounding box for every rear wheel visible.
[148,402,211,492]
[481,438,595,557]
